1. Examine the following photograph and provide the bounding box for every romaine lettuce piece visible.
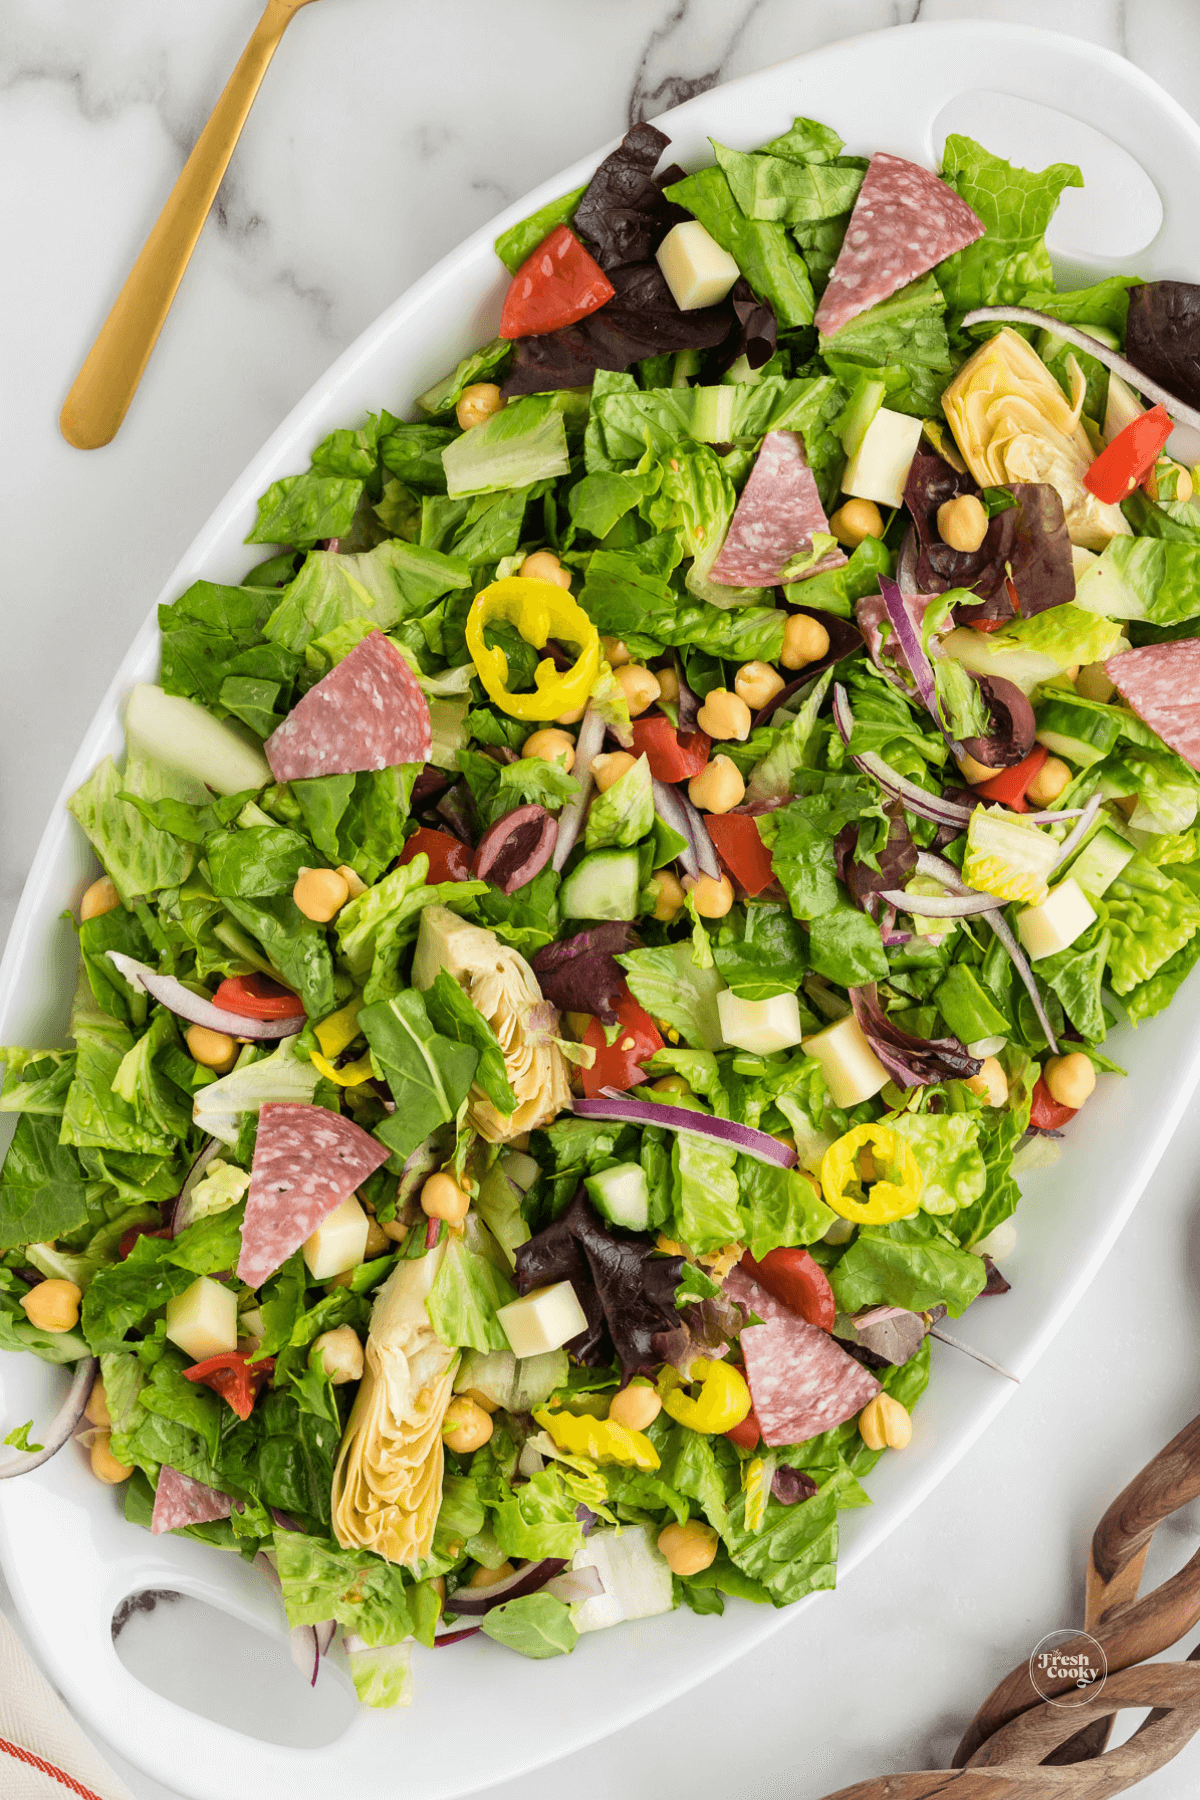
[441,395,570,499]
[937,134,1083,317]
[1074,537,1200,625]
[584,753,654,851]
[964,807,1062,906]
[1100,855,1200,995]
[663,165,816,328]
[888,1113,986,1216]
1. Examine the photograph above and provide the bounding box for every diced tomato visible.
[1084,404,1174,505]
[974,745,1049,814]
[399,827,473,884]
[725,1405,762,1451]
[499,225,615,340]
[118,1224,171,1260]
[212,973,305,1022]
[581,989,664,1097]
[740,1246,836,1332]
[629,715,711,783]
[1030,1075,1077,1132]
[706,814,776,898]
[183,1350,275,1421]
[969,616,1010,634]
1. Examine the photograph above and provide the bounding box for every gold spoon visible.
[60,0,322,450]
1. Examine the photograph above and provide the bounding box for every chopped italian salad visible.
[5,111,1200,1709]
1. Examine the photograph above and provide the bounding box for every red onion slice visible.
[879,886,1001,918]
[652,779,699,879]
[433,1626,482,1647]
[472,804,557,893]
[832,686,975,830]
[0,1354,98,1480]
[676,786,720,879]
[574,1093,797,1167]
[915,852,1059,1054]
[879,576,949,741]
[1051,793,1104,875]
[105,953,300,1039]
[959,306,1200,434]
[447,1557,568,1616]
[168,1138,225,1236]
[553,707,605,872]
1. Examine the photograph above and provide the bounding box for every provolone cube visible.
[497,1281,588,1358]
[804,1014,889,1109]
[165,1276,238,1361]
[655,220,741,312]
[302,1194,369,1281]
[1016,878,1097,963]
[716,989,804,1055]
[841,406,923,509]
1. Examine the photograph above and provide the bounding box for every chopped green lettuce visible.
[937,134,1083,318]
[888,1112,986,1216]
[441,396,570,499]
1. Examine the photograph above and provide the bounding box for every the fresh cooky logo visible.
[1028,1629,1108,1707]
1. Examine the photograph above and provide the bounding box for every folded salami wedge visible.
[815,151,985,340]
[1105,640,1200,770]
[237,1102,391,1287]
[724,1264,880,1446]
[151,1465,233,1535]
[710,430,846,588]
[264,628,431,782]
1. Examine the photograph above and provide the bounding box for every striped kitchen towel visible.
[0,1612,135,1800]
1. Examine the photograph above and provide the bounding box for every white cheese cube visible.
[804,1014,889,1109]
[496,1281,588,1358]
[655,221,741,312]
[1016,878,1097,962]
[165,1276,238,1361]
[716,989,804,1055]
[841,407,924,509]
[302,1194,369,1281]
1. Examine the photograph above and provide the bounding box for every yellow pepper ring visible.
[465,575,602,721]
[659,1357,751,1435]
[820,1123,923,1225]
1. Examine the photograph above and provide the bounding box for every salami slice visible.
[725,1265,880,1447]
[264,629,431,783]
[237,1102,390,1287]
[710,430,846,588]
[1105,640,1200,770]
[814,152,985,340]
[151,1465,233,1535]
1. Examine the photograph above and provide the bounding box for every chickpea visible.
[336,864,368,899]
[1026,755,1071,808]
[614,664,661,717]
[1044,1052,1096,1111]
[523,727,575,772]
[830,497,884,550]
[734,661,785,711]
[609,1383,663,1432]
[591,751,637,793]
[20,1279,81,1334]
[656,666,680,706]
[442,1396,494,1454]
[364,1219,391,1258]
[858,1393,912,1451]
[652,870,686,922]
[780,613,831,671]
[696,688,752,742]
[186,1024,237,1073]
[462,1386,499,1414]
[684,873,735,919]
[90,1434,134,1485]
[556,703,587,725]
[687,754,744,815]
[310,1325,364,1386]
[519,549,571,589]
[601,637,631,668]
[293,867,350,923]
[956,750,1001,785]
[966,1056,1009,1108]
[381,1218,409,1243]
[1145,460,1194,504]
[421,1172,471,1225]
[469,1559,513,1587]
[937,493,989,553]
[84,1377,111,1429]
[80,876,120,922]
[456,382,503,430]
[658,1520,718,1577]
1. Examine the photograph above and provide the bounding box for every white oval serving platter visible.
[3,19,1200,1800]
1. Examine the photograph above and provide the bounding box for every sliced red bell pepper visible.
[183,1349,275,1421]
[1083,403,1174,505]
[629,715,711,783]
[212,973,305,1022]
[740,1246,836,1332]
[581,989,664,1097]
[974,745,1049,814]
[399,827,473,884]
[1029,1075,1077,1132]
[725,1404,762,1451]
[706,814,776,898]
[499,226,615,340]
[970,578,1021,633]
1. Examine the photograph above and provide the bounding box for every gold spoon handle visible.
[60,0,301,449]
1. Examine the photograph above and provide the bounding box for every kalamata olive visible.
[961,675,1036,769]
[472,805,557,894]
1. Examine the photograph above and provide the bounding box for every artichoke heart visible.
[332,1246,458,1567]
[942,328,1130,551]
[412,905,572,1142]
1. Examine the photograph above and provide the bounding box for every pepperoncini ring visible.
[658,1357,751,1435]
[820,1123,923,1224]
[465,575,601,720]
[532,1406,659,1470]
[310,1049,375,1089]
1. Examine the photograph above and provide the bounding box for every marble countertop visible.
[5,2,1200,1796]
